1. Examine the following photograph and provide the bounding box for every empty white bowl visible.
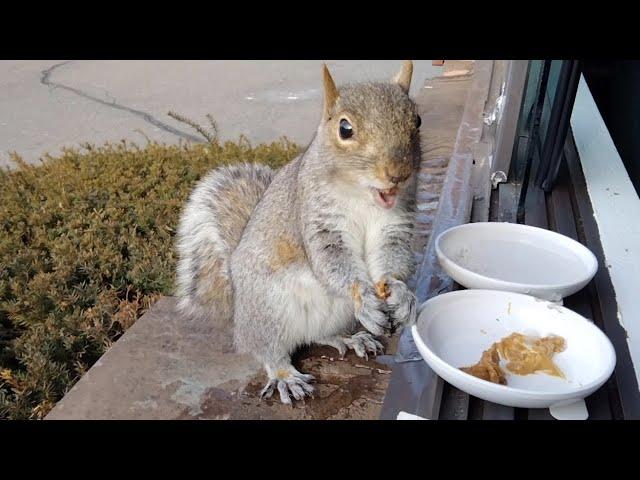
[435,222,598,301]
[412,289,616,409]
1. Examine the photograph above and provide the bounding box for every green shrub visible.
[0,137,299,419]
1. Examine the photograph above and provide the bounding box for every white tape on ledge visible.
[397,411,430,420]
[549,399,589,420]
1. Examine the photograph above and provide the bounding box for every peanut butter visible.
[375,280,391,300]
[461,333,566,384]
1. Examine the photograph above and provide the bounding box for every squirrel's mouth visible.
[373,187,398,209]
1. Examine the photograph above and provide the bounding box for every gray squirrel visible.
[175,61,421,404]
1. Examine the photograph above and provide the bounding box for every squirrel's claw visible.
[260,368,316,405]
[342,331,385,359]
[260,379,278,399]
[277,381,293,405]
[356,288,393,337]
[386,279,418,331]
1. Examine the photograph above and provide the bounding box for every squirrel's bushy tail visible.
[175,162,276,324]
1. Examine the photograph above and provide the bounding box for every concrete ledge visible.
[46,297,396,420]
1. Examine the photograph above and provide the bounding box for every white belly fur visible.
[270,265,354,350]
[269,193,404,350]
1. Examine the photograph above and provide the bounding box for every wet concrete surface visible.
[46,296,397,420]
[411,61,475,273]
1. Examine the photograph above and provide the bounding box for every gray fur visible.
[175,162,275,325]
[176,63,421,403]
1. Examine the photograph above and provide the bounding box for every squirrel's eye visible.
[416,115,422,129]
[339,119,353,139]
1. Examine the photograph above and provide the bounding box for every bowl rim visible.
[412,289,617,399]
[435,222,599,291]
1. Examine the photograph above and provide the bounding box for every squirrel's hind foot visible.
[319,331,385,361]
[260,366,315,405]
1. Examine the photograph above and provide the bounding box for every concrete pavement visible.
[0,60,442,166]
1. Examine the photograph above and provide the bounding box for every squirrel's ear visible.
[322,63,339,120]
[392,60,413,94]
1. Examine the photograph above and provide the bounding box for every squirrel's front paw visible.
[383,278,417,331]
[354,284,391,336]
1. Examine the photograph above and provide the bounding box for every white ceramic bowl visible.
[412,289,616,409]
[435,222,598,301]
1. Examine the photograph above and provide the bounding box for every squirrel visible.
[175,61,421,404]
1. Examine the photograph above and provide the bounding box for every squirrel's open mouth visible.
[373,187,398,209]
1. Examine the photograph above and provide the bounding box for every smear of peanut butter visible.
[461,333,566,384]
[375,280,391,300]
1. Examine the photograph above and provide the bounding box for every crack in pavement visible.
[40,61,204,144]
